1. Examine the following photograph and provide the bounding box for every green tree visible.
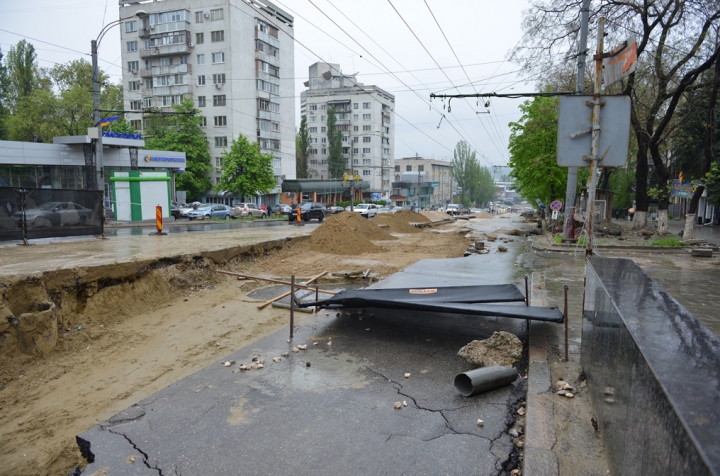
[474,166,497,206]
[507,96,566,205]
[0,47,10,140]
[5,40,40,112]
[326,106,344,178]
[144,100,212,200]
[451,141,480,207]
[296,115,310,179]
[217,133,276,200]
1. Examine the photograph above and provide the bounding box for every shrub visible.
[651,236,685,247]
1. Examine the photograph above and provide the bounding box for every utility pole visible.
[563,0,591,238]
[91,39,103,192]
[585,18,605,256]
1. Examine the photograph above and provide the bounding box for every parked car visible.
[178,204,196,218]
[377,207,391,214]
[187,204,231,220]
[350,203,378,218]
[278,204,293,216]
[288,202,326,222]
[12,201,94,228]
[328,206,344,214]
[230,202,266,219]
[170,204,182,220]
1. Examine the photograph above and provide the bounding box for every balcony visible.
[140,42,191,59]
[141,63,191,78]
[152,85,190,96]
[258,129,281,141]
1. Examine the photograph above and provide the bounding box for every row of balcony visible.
[140,63,191,78]
[139,42,191,59]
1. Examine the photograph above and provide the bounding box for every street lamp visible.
[91,10,147,191]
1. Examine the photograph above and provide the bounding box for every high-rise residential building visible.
[300,62,395,199]
[118,0,295,205]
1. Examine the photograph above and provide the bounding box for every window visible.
[320,104,326,110]
[198,96,206,107]
[353,148,359,154]
[363,148,371,154]
[342,136,348,143]
[310,116,317,122]
[352,126,358,132]
[363,170,371,176]
[154,75,184,86]
[213,95,226,106]
[127,61,139,72]
[196,32,204,44]
[406,165,412,171]
[129,81,140,91]
[213,73,226,84]
[215,157,223,168]
[321,137,326,144]
[257,60,280,77]
[363,137,371,143]
[196,54,205,65]
[255,39,279,58]
[142,98,153,108]
[210,8,224,21]
[126,41,138,53]
[309,105,317,111]
[197,75,206,86]
[256,79,279,94]
[418,165,424,172]
[309,127,317,133]
[145,79,153,89]
[363,114,371,120]
[125,21,137,32]
[130,120,141,130]
[258,119,279,131]
[363,102,371,109]
[395,165,400,172]
[258,99,279,112]
[320,116,326,121]
[257,19,279,38]
[130,100,142,111]
[195,11,204,23]
[321,149,327,155]
[160,57,173,66]
[353,114,359,120]
[321,126,326,132]
[383,148,390,155]
[214,116,227,127]
[353,103,358,109]
[310,138,317,144]
[311,149,318,155]
[384,127,390,134]
[211,30,225,42]
[212,52,225,64]
[200,117,207,127]
[353,137,358,143]
[259,139,280,150]
[343,147,350,154]
[144,59,152,69]
[214,136,228,147]
[156,95,183,107]
[363,125,371,131]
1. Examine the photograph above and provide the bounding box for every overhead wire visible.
[422,0,509,162]
[385,0,498,166]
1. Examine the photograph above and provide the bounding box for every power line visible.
[0,28,88,56]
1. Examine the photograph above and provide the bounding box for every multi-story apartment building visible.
[300,62,394,199]
[118,0,295,206]
[393,156,454,207]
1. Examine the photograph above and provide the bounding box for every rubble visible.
[457,331,523,367]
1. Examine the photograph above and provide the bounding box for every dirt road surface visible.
[0,212,474,475]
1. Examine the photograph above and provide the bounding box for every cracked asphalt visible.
[77,219,535,476]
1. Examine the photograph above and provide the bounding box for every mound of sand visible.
[373,212,423,233]
[420,210,450,222]
[472,211,493,219]
[394,210,430,223]
[309,212,396,255]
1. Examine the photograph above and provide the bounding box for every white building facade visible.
[118,0,295,205]
[300,62,394,200]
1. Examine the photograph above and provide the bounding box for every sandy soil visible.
[0,221,471,475]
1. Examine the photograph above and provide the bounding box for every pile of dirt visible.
[473,211,494,219]
[420,210,450,222]
[394,210,430,223]
[373,212,423,233]
[457,331,523,367]
[309,213,397,255]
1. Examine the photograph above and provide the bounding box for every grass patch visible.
[553,235,562,243]
[577,237,586,245]
[651,236,686,247]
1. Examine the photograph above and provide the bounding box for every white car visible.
[350,203,378,218]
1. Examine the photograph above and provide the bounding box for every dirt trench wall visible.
[0,236,303,359]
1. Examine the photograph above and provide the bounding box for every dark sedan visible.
[12,201,94,228]
[288,202,326,223]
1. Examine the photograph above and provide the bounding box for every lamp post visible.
[91,10,147,191]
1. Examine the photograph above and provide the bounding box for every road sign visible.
[551,210,559,220]
[550,200,563,211]
[603,36,637,89]
[557,96,631,167]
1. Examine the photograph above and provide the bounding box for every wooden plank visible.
[257,271,328,310]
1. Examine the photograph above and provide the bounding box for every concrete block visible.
[691,248,713,257]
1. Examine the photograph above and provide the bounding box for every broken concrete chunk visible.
[394,402,402,410]
[477,419,484,426]
[458,331,523,367]
[297,344,307,350]
[509,429,519,438]
[517,407,525,416]
[292,347,299,353]
[272,357,282,363]
[404,373,411,378]
[564,392,574,398]
[498,246,508,252]
[691,248,713,257]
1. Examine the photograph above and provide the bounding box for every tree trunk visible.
[634,133,649,229]
[683,213,695,241]
[634,211,647,227]
[656,209,668,234]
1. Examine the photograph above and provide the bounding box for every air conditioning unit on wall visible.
[204,12,210,18]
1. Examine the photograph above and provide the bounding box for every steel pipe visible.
[454,365,518,397]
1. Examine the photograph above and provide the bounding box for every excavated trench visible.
[0,236,309,360]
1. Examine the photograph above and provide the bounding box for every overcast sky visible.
[0,0,533,167]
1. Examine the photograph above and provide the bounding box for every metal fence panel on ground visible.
[0,187,104,242]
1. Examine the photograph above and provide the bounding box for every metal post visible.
[524,275,530,348]
[586,18,605,256]
[91,40,103,193]
[564,0,591,238]
[524,275,529,306]
[315,286,319,314]
[290,275,295,339]
[564,285,569,362]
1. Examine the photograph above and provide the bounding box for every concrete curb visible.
[524,271,559,476]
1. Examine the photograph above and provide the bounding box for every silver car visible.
[230,203,267,219]
[187,204,231,220]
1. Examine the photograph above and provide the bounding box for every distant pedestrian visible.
[261,203,266,212]
[267,205,273,216]
[628,207,635,221]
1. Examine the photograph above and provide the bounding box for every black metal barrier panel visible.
[0,187,104,242]
[583,257,720,475]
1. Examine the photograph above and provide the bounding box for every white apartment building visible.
[300,62,394,199]
[118,0,295,205]
[393,156,454,206]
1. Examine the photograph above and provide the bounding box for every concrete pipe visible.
[454,365,518,397]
